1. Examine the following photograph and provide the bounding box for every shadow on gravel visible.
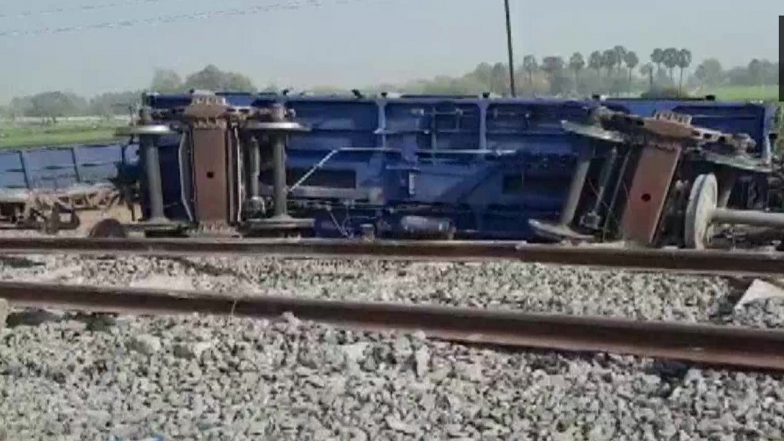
[5,310,116,332]
[163,256,254,281]
[707,277,751,324]
[0,256,45,269]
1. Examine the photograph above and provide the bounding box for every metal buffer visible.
[242,103,314,233]
[686,173,784,249]
[116,109,175,226]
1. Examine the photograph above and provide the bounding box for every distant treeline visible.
[0,52,779,120]
[1,91,141,122]
[376,48,779,98]
[0,65,260,121]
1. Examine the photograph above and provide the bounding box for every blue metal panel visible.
[138,94,778,239]
[73,144,137,185]
[23,148,80,189]
[0,150,27,189]
[0,143,138,192]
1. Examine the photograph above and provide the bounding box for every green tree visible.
[471,62,494,87]
[489,62,509,95]
[623,51,639,91]
[150,69,184,93]
[522,55,538,87]
[184,65,257,92]
[676,49,692,93]
[89,91,141,118]
[640,63,654,90]
[588,51,603,78]
[28,91,88,122]
[569,52,585,91]
[613,45,628,74]
[694,58,724,87]
[760,60,778,85]
[601,49,619,80]
[541,56,568,95]
[662,48,679,82]
[650,48,664,82]
[748,59,763,88]
[9,96,33,117]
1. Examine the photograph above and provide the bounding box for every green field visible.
[703,84,780,102]
[0,120,122,149]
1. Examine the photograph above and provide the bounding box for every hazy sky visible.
[0,0,780,101]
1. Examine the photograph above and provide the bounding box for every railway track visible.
[1,237,784,277]
[1,281,783,372]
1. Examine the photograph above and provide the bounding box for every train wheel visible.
[89,218,128,239]
[684,174,718,250]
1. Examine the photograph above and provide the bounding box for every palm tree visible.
[541,56,565,94]
[588,51,603,78]
[676,49,692,94]
[651,48,664,79]
[663,48,679,83]
[613,45,628,74]
[569,52,585,91]
[522,55,538,87]
[640,63,654,90]
[602,49,619,78]
[623,51,639,92]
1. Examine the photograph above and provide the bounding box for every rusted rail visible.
[1,281,784,372]
[1,237,784,276]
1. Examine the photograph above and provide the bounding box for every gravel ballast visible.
[1,254,732,323]
[1,254,783,440]
[2,314,784,441]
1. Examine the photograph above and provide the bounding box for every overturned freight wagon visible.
[0,143,137,231]
[97,91,778,249]
[5,92,775,249]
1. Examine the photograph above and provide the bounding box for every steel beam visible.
[2,281,784,372]
[2,237,784,277]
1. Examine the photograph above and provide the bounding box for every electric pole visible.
[504,0,517,97]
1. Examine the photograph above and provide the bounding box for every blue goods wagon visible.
[0,143,138,230]
[113,91,778,248]
[3,90,778,248]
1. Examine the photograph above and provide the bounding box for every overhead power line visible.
[0,0,371,38]
[0,0,188,20]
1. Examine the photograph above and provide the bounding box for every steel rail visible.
[1,281,784,372]
[1,237,784,276]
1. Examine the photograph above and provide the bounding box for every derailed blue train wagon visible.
[2,93,772,246]
[115,91,777,248]
[0,143,138,229]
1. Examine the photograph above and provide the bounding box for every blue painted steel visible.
[0,143,139,192]
[0,94,734,239]
[142,94,778,239]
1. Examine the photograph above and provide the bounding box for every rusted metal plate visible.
[183,95,237,225]
[191,129,230,224]
[621,145,682,245]
[599,109,755,152]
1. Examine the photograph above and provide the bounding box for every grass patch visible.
[704,84,780,102]
[0,121,122,149]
